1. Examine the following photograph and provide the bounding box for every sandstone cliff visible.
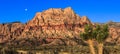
[0,7,119,46]
[23,7,91,38]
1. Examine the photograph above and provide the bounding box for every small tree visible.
[80,24,109,54]
[95,24,109,54]
[80,24,96,54]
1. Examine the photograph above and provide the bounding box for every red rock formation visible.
[106,27,120,45]
[22,7,91,39]
[0,7,119,46]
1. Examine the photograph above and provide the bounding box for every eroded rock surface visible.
[0,7,119,46]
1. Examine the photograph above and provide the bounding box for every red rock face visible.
[23,7,91,38]
[106,27,120,45]
[0,7,92,46]
[0,7,119,46]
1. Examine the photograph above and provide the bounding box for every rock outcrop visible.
[0,7,119,46]
[106,27,120,45]
[24,7,91,38]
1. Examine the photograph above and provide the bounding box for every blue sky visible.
[0,0,120,23]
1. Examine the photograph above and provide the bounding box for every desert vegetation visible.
[0,45,120,54]
[80,24,96,54]
[80,24,109,54]
[0,7,120,54]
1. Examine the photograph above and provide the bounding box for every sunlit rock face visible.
[24,7,91,39]
[0,7,119,46]
[106,27,120,45]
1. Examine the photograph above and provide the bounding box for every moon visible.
[25,8,28,11]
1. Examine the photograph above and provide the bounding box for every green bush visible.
[0,47,18,54]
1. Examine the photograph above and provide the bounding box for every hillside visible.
[0,7,120,46]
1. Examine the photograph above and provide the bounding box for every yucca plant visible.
[95,24,109,54]
[80,24,96,54]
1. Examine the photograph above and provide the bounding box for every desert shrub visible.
[0,47,18,54]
